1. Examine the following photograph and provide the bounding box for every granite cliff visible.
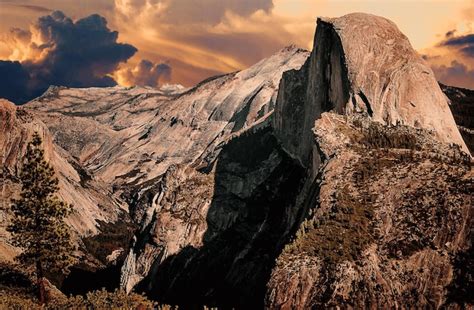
[0,12,472,309]
[0,99,126,263]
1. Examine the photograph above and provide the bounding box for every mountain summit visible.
[0,13,472,309]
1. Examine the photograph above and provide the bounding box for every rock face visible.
[26,46,309,189]
[116,13,471,309]
[0,99,125,262]
[266,113,472,309]
[266,13,472,309]
[274,13,468,167]
[0,13,472,310]
[18,46,310,307]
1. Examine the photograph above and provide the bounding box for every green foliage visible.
[360,122,420,150]
[0,290,38,310]
[7,132,76,303]
[0,288,163,310]
[284,187,375,264]
[50,289,157,309]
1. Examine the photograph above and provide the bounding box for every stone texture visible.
[0,99,126,261]
[26,47,309,188]
[274,13,468,167]
[0,13,472,310]
[266,113,472,309]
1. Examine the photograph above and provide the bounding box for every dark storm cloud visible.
[0,11,137,104]
[0,61,31,103]
[121,60,172,87]
[445,30,456,38]
[439,33,474,58]
[27,11,137,87]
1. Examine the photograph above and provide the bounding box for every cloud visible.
[422,26,474,89]
[0,10,137,103]
[162,0,274,24]
[26,11,137,87]
[9,4,52,13]
[430,60,474,89]
[445,30,456,38]
[0,60,31,103]
[438,33,474,58]
[116,59,171,87]
[112,0,308,86]
[115,0,274,25]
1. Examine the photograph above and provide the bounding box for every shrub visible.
[0,288,161,310]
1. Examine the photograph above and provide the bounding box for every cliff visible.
[274,13,468,168]
[0,99,126,263]
[0,12,472,309]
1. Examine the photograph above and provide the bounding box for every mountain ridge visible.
[0,13,473,309]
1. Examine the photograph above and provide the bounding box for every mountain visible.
[0,13,472,309]
[0,99,126,264]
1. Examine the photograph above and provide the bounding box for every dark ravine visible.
[128,128,308,308]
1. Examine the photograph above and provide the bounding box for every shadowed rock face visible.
[2,47,311,306]
[274,13,468,167]
[442,84,474,154]
[0,13,472,310]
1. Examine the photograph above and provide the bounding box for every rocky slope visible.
[26,46,309,188]
[1,46,310,301]
[266,13,472,308]
[0,12,472,310]
[266,113,472,308]
[0,99,126,264]
[118,13,471,308]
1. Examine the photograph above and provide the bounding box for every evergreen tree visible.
[7,132,76,304]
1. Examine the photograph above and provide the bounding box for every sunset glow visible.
[1,0,473,91]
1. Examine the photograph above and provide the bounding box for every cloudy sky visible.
[0,0,473,103]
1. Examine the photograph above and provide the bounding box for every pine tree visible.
[7,132,76,304]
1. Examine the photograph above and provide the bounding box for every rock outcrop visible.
[266,13,472,309]
[266,113,472,309]
[0,12,472,310]
[0,99,126,263]
[274,13,468,167]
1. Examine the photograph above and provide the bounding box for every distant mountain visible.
[0,13,472,309]
[442,83,474,154]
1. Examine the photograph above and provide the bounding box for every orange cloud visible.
[114,59,171,87]
[1,0,473,90]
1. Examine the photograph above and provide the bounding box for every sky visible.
[0,0,473,103]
